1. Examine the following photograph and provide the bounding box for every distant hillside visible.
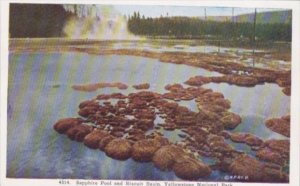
[201,10,292,24]
[236,10,291,24]
[128,11,292,41]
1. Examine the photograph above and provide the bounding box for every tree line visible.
[10,4,73,38]
[127,12,291,42]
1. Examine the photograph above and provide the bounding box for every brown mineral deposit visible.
[230,133,263,147]
[104,138,132,160]
[173,156,211,180]
[66,124,93,142]
[220,112,242,129]
[229,154,264,181]
[256,148,285,165]
[72,82,128,92]
[132,139,162,162]
[53,118,83,134]
[265,118,290,137]
[133,83,150,90]
[83,129,110,149]
[152,145,185,171]
[98,135,115,151]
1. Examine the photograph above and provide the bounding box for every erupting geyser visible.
[63,5,138,39]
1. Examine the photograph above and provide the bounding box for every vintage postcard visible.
[1,0,299,186]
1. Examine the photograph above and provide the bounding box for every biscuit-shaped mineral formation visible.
[53,118,83,134]
[66,124,93,142]
[104,138,132,160]
[229,154,264,181]
[83,129,110,149]
[153,145,185,171]
[265,117,290,137]
[173,156,211,180]
[132,139,164,162]
[230,133,263,147]
[133,83,150,90]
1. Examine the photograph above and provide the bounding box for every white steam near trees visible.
[62,5,138,39]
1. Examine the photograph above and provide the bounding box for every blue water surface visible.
[7,52,289,180]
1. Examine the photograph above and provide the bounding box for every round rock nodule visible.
[66,124,93,142]
[256,148,284,165]
[265,118,290,137]
[83,130,110,149]
[132,139,162,162]
[230,133,263,147]
[220,112,242,129]
[79,99,98,109]
[262,167,289,182]
[153,145,185,171]
[229,154,264,182]
[104,138,132,160]
[133,83,150,90]
[53,118,83,134]
[99,135,116,151]
[173,157,211,180]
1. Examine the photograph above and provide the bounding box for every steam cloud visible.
[63,5,139,40]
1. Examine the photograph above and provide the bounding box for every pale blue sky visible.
[113,5,287,18]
